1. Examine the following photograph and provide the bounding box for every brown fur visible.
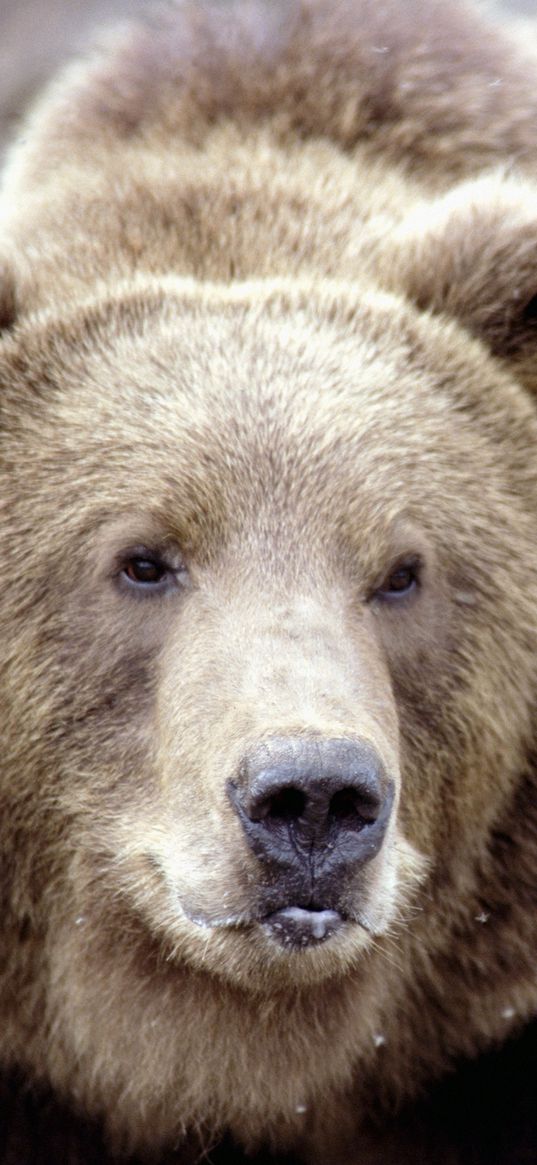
[2,2,537,1161]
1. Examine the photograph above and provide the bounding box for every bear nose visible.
[227,737,394,876]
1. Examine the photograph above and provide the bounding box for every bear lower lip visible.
[262,906,344,948]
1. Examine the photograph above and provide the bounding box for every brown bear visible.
[1,1,537,1162]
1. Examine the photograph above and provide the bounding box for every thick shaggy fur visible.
[2,2,537,1162]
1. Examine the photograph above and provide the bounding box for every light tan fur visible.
[1,2,537,1162]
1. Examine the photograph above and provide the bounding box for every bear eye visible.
[124,557,167,585]
[373,556,421,602]
[117,549,182,594]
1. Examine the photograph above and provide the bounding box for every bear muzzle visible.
[227,736,395,947]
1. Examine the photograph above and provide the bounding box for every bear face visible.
[2,276,537,1156]
[2,1,537,1160]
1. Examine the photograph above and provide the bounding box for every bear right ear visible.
[0,260,18,332]
[383,175,537,394]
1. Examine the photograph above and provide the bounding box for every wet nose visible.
[227,736,394,876]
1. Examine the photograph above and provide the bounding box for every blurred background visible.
[0,0,150,159]
[0,0,536,162]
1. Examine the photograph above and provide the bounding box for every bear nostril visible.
[255,787,307,824]
[329,787,378,828]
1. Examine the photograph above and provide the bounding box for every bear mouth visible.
[261,906,345,948]
[184,901,348,949]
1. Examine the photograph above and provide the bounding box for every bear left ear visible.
[383,176,537,393]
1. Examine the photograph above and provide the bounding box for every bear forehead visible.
[6,287,495,448]
[1,283,524,556]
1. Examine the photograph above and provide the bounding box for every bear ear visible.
[385,176,537,393]
[0,260,18,332]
